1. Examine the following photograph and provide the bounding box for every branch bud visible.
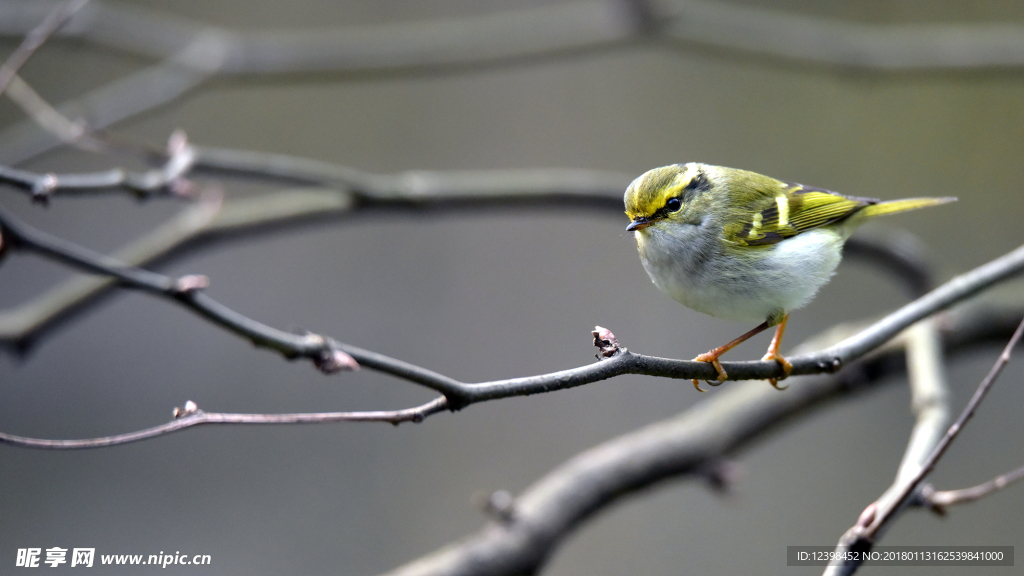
[592,325,622,359]
[173,400,199,418]
[315,348,360,374]
[174,274,210,293]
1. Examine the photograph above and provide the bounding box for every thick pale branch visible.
[889,320,951,491]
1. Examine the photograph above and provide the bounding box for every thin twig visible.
[920,463,1024,513]
[0,131,196,202]
[881,315,1024,515]
[0,0,89,96]
[825,315,1024,575]
[0,397,450,449]
[0,157,630,349]
[0,145,631,202]
[0,0,107,157]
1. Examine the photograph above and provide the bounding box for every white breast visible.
[636,224,844,323]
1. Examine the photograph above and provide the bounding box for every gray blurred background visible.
[2,0,1023,574]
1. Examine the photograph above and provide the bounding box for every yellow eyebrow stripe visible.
[775,195,790,227]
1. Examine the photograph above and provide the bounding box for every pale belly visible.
[638,227,844,323]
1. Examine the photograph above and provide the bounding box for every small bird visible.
[624,163,955,391]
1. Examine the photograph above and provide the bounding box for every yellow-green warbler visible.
[624,163,955,391]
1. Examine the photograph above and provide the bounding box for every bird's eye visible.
[665,197,682,211]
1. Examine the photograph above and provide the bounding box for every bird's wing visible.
[724,183,876,247]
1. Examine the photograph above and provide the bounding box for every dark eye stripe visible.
[683,169,710,193]
[651,196,682,219]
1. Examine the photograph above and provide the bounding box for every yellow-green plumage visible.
[623,163,955,390]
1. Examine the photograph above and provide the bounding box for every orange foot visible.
[761,351,792,390]
[692,352,729,392]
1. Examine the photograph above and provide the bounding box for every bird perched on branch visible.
[624,163,955,391]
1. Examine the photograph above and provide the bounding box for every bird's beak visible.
[626,217,653,232]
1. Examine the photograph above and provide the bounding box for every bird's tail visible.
[858,196,957,219]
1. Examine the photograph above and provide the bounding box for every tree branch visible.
[0,143,631,202]
[0,397,449,449]
[5,0,1023,74]
[3,0,1024,164]
[0,0,88,95]
[0,130,196,202]
[2,200,1023,395]
[825,315,1024,575]
[897,320,952,475]
[920,463,1024,513]
[0,152,631,349]
[662,0,1024,70]
[376,305,1023,576]
[1,190,1022,449]
[0,146,944,353]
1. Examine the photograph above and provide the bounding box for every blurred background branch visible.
[3,0,1024,164]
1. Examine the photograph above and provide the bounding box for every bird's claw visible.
[762,351,792,390]
[692,353,728,392]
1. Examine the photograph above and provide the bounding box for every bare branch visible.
[0,146,935,352]
[825,315,1024,575]
[0,301,1017,454]
[0,189,227,348]
[0,397,450,449]
[662,1,1024,70]
[3,1,1024,164]
[886,320,951,502]
[0,0,88,96]
[0,145,630,202]
[1,189,1023,450]
[0,156,629,349]
[2,201,1024,396]
[883,314,1024,511]
[5,0,1024,74]
[378,309,1022,576]
[0,130,196,202]
[920,463,1024,513]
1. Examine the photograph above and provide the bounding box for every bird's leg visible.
[692,320,771,391]
[761,314,792,390]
